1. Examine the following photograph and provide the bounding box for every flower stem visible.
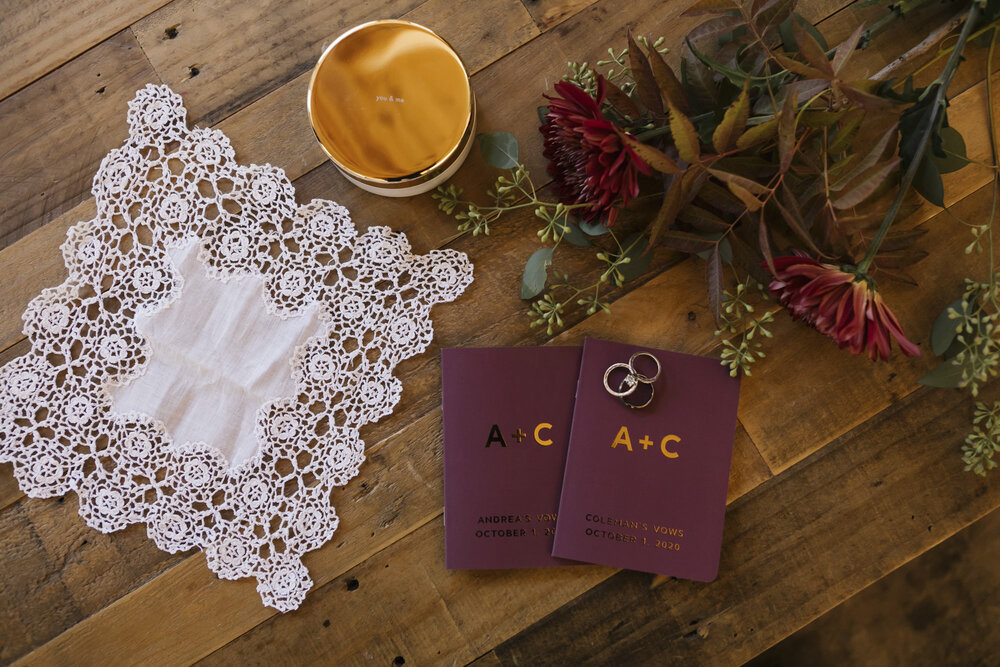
[857,1,983,274]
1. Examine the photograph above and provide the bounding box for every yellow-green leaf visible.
[736,118,779,150]
[616,129,683,174]
[712,81,750,153]
[726,182,764,211]
[669,101,701,163]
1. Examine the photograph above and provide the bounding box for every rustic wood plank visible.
[740,150,997,474]
[0,0,540,355]
[0,339,31,512]
[131,0,419,125]
[479,383,1000,665]
[129,0,537,128]
[0,0,875,355]
[0,0,170,102]
[0,496,188,663]
[747,507,1000,666]
[519,0,600,31]
[6,221,767,666]
[0,30,159,251]
[0,0,965,660]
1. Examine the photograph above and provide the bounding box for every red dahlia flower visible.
[540,75,652,226]
[767,252,921,361]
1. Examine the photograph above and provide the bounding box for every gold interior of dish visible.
[308,21,472,182]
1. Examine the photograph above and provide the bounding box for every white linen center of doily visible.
[111,241,325,468]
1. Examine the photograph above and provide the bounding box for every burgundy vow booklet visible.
[441,347,581,569]
[552,338,741,581]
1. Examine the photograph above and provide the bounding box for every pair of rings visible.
[603,351,661,409]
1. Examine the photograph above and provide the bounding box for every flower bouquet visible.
[434,0,1000,473]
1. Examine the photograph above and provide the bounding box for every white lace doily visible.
[0,85,473,612]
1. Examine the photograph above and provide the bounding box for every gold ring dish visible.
[307,20,477,197]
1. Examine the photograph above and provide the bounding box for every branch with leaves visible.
[433,0,1000,474]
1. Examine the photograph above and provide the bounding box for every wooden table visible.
[1,0,997,664]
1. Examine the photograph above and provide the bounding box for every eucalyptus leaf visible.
[579,219,611,236]
[477,132,519,169]
[931,126,969,174]
[931,298,963,356]
[537,106,549,126]
[521,247,553,299]
[778,12,829,53]
[562,221,593,247]
[617,234,651,282]
[917,358,966,389]
[695,234,733,264]
[913,155,944,207]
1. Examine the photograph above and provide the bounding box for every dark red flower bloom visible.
[767,252,921,361]
[540,76,651,226]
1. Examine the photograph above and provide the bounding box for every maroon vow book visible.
[552,338,741,581]
[442,346,581,569]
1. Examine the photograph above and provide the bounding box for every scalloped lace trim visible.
[0,84,473,612]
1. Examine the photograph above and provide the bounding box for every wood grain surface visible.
[0,0,997,664]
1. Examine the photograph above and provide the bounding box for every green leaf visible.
[779,11,829,53]
[537,106,549,126]
[931,298,964,356]
[913,154,944,207]
[521,247,553,299]
[931,126,969,174]
[563,221,593,247]
[695,234,733,263]
[478,132,519,169]
[579,219,611,236]
[917,358,966,389]
[685,37,789,89]
[618,234,652,282]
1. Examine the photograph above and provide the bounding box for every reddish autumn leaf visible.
[778,90,798,174]
[627,29,663,115]
[833,158,901,209]
[832,23,865,75]
[648,47,692,115]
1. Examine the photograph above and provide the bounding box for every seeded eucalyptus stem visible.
[857,1,983,274]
